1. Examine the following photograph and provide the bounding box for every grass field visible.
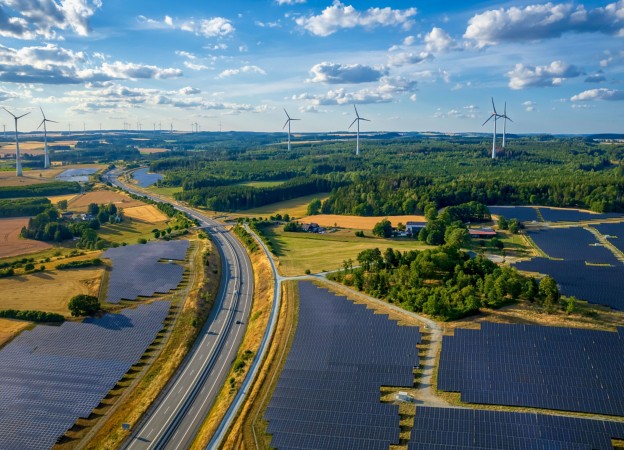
[67,189,144,212]
[0,163,105,187]
[0,217,52,258]
[300,214,427,230]
[0,268,103,315]
[98,216,168,244]
[264,226,429,276]
[145,185,183,197]
[0,319,31,348]
[122,205,168,223]
[227,193,330,219]
[237,180,285,188]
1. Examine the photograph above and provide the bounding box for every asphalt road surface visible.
[106,170,254,450]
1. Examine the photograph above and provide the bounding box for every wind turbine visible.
[282,109,300,151]
[482,97,502,159]
[501,102,513,149]
[348,104,370,156]
[3,107,31,176]
[38,107,58,169]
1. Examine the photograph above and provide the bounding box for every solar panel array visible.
[488,206,540,223]
[539,207,623,223]
[408,407,624,450]
[264,281,421,450]
[527,227,618,264]
[132,168,164,188]
[103,240,189,303]
[595,222,624,253]
[0,301,170,450]
[514,257,624,310]
[438,322,624,416]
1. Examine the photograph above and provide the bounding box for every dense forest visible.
[0,198,52,218]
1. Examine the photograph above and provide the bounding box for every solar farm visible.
[103,240,189,303]
[438,322,624,416]
[488,206,541,223]
[0,301,170,450]
[408,407,624,450]
[264,281,421,450]
[596,222,624,253]
[488,205,623,223]
[527,227,618,264]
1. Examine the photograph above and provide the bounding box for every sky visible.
[0,0,622,134]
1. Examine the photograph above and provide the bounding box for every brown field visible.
[138,147,169,154]
[0,268,103,315]
[48,194,79,205]
[0,140,78,156]
[0,217,52,258]
[122,205,168,223]
[68,190,145,212]
[0,319,30,348]
[300,214,426,230]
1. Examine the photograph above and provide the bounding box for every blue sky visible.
[0,0,622,133]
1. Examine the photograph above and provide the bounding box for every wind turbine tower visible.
[501,102,513,149]
[3,107,31,177]
[283,109,300,151]
[482,98,502,159]
[38,107,58,169]
[348,105,370,156]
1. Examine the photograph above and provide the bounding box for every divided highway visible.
[105,170,254,450]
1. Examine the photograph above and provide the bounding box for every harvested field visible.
[0,319,30,348]
[0,268,103,315]
[0,164,104,187]
[48,193,79,205]
[138,147,169,154]
[0,140,77,156]
[0,217,52,258]
[68,190,145,212]
[122,205,168,223]
[228,193,331,220]
[299,214,426,230]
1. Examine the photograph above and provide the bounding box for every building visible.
[468,227,497,239]
[406,221,426,235]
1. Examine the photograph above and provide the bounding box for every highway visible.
[105,170,254,450]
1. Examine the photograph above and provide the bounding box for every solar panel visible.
[527,227,618,264]
[103,240,189,303]
[263,281,421,450]
[539,207,623,223]
[488,206,540,223]
[408,407,624,450]
[595,222,624,254]
[438,323,624,416]
[0,301,170,450]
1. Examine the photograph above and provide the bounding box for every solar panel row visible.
[438,322,624,416]
[408,407,624,450]
[595,222,624,254]
[264,281,421,450]
[103,240,189,303]
[488,206,623,223]
[527,227,618,264]
[0,301,170,450]
[488,206,541,223]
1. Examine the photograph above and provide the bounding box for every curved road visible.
[104,170,254,450]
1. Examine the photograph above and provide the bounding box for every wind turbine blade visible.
[40,106,46,119]
[37,120,45,130]
[2,107,16,118]
[16,112,30,119]
[491,97,497,115]
[353,104,360,118]
[284,108,290,120]
[348,118,357,129]
[292,118,301,121]
[283,120,289,129]
[361,118,371,122]
[506,116,513,123]
[482,114,494,126]
[48,119,59,124]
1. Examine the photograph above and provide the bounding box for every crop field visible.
[235,192,331,218]
[67,189,145,212]
[47,193,79,205]
[438,322,624,416]
[263,226,428,276]
[0,217,52,258]
[0,268,103,315]
[0,319,30,348]
[138,147,169,154]
[300,214,426,230]
[122,204,168,223]
[528,227,618,264]
[514,258,624,310]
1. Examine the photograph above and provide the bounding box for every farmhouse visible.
[406,221,426,235]
[301,222,326,233]
[469,227,497,239]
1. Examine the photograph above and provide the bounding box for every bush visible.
[56,258,103,270]
[0,309,64,322]
[355,230,365,237]
[68,294,100,317]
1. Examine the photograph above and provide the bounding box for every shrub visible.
[68,294,100,317]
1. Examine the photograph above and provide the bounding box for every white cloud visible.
[307,62,386,84]
[523,100,537,111]
[295,1,417,37]
[585,72,606,83]
[387,50,430,67]
[424,27,456,53]
[179,86,201,95]
[276,0,306,4]
[0,0,102,40]
[402,35,415,45]
[100,61,182,80]
[182,17,235,38]
[217,65,266,78]
[465,1,624,47]
[435,105,479,119]
[507,60,581,89]
[571,88,624,101]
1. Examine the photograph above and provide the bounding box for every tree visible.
[306,198,322,215]
[68,294,100,317]
[57,199,68,210]
[497,216,509,230]
[539,276,560,311]
[424,202,438,221]
[87,203,99,215]
[508,219,520,234]
[372,218,393,238]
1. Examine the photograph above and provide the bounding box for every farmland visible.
[232,193,331,219]
[67,189,145,212]
[0,217,52,258]
[299,214,426,230]
[138,147,169,154]
[0,319,30,347]
[122,204,169,223]
[261,225,429,276]
[0,164,105,187]
[0,267,103,315]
